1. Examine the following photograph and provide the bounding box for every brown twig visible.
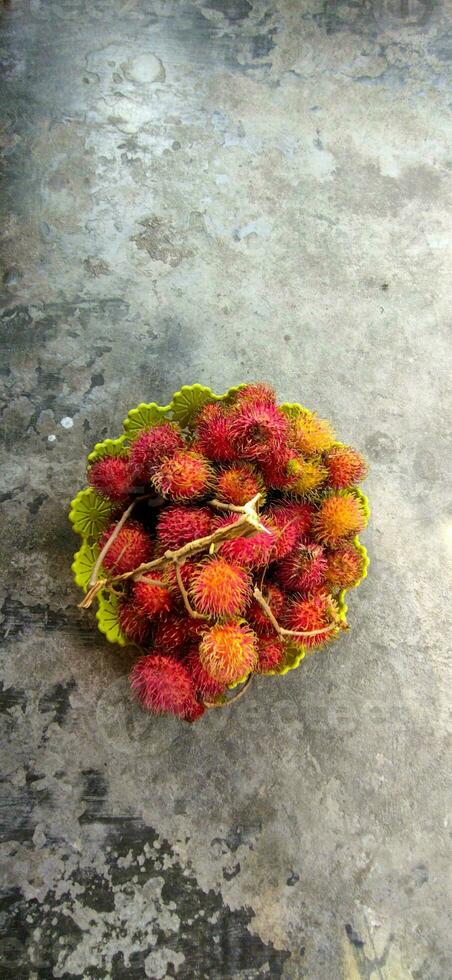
[204,674,252,709]
[174,562,206,620]
[252,586,344,640]
[80,494,269,609]
[89,500,136,587]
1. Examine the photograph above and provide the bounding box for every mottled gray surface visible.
[1,0,451,977]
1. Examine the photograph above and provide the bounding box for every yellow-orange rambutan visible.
[215,463,266,506]
[190,557,251,618]
[291,409,335,456]
[313,492,367,545]
[152,450,214,501]
[287,456,328,495]
[325,544,366,588]
[325,446,367,489]
[199,621,258,684]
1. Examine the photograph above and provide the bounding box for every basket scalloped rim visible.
[71,384,370,684]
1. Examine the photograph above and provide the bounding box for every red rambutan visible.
[291,410,335,456]
[129,423,184,483]
[268,502,314,559]
[130,654,197,717]
[132,571,173,619]
[184,648,226,700]
[256,636,286,673]
[325,543,366,588]
[284,591,339,648]
[194,403,236,463]
[183,700,206,722]
[153,613,188,655]
[88,456,132,502]
[247,583,286,635]
[325,446,368,489]
[276,543,328,593]
[215,463,266,507]
[99,521,153,575]
[213,514,276,569]
[190,557,251,618]
[313,492,367,545]
[259,445,295,490]
[199,621,258,685]
[156,505,212,551]
[231,383,277,407]
[118,597,153,645]
[229,401,290,463]
[152,450,214,501]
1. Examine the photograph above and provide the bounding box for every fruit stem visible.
[204,674,252,709]
[79,494,268,610]
[88,499,136,587]
[252,586,344,640]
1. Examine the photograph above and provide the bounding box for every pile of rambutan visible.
[71,383,369,723]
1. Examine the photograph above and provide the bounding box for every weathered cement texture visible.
[1,0,451,977]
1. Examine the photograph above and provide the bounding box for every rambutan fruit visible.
[268,502,314,559]
[132,571,173,619]
[118,597,153,646]
[256,636,286,673]
[130,654,197,717]
[99,521,153,575]
[325,446,367,489]
[287,457,328,496]
[88,456,132,502]
[291,410,335,456]
[129,423,184,483]
[190,557,251,618]
[231,383,277,407]
[153,613,188,655]
[184,648,226,700]
[229,401,290,463]
[259,445,295,490]
[313,492,367,545]
[247,583,286,635]
[199,621,258,685]
[194,403,236,463]
[325,544,366,589]
[183,700,206,722]
[276,543,328,593]
[213,514,276,569]
[215,464,266,507]
[284,591,339,648]
[152,450,214,501]
[156,505,212,551]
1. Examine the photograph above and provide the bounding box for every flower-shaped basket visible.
[70,384,370,721]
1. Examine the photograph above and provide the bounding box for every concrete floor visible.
[1,0,451,977]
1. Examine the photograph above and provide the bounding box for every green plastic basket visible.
[70,384,370,677]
